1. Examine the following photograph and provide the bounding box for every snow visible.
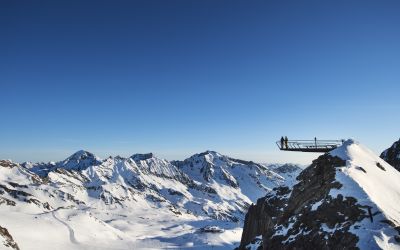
[310,200,323,211]
[245,235,262,250]
[3,141,400,249]
[375,231,400,250]
[330,139,400,225]
[0,151,301,249]
[330,139,400,249]
[272,218,297,237]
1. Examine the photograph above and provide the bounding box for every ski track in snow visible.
[51,211,78,244]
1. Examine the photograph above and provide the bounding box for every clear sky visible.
[1,0,400,164]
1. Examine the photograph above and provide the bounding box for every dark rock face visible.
[0,226,20,250]
[0,160,19,169]
[282,154,344,219]
[0,197,16,206]
[221,169,239,188]
[199,225,225,233]
[239,154,370,250]
[273,164,302,174]
[239,186,290,249]
[60,150,102,171]
[200,160,214,182]
[130,153,154,161]
[380,139,400,172]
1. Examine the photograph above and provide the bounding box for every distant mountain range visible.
[3,139,399,250]
[0,150,301,249]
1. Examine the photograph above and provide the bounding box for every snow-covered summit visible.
[330,139,400,226]
[240,139,400,250]
[59,150,102,170]
[22,150,102,177]
[1,150,302,250]
[130,153,190,181]
[173,150,297,203]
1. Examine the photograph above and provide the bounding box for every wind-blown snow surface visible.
[330,140,400,249]
[0,151,301,250]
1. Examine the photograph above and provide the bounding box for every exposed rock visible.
[273,164,302,174]
[239,186,290,249]
[221,168,239,188]
[376,162,386,171]
[239,154,372,250]
[60,150,102,171]
[130,153,154,161]
[0,197,16,206]
[200,160,214,182]
[0,226,20,250]
[0,160,18,169]
[0,184,32,200]
[380,138,400,172]
[7,182,28,189]
[199,225,225,233]
[167,189,184,196]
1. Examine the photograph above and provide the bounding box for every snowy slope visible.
[239,139,400,250]
[22,150,101,177]
[0,151,300,250]
[173,151,295,202]
[266,163,303,187]
[330,139,400,249]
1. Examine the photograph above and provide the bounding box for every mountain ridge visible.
[0,150,301,249]
[239,139,400,250]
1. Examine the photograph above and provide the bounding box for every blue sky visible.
[1,0,400,164]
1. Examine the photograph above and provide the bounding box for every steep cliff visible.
[381,138,400,172]
[240,140,400,250]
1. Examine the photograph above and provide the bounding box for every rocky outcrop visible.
[380,138,400,172]
[0,226,19,250]
[273,164,302,174]
[239,154,375,250]
[0,160,19,169]
[239,186,290,248]
[131,153,154,161]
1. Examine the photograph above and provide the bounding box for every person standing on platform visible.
[280,136,284,149]
[284,136,288,149]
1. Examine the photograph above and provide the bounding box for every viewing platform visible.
[276,139,344,153]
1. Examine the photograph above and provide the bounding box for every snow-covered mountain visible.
[0,150,301,250]
[22,150,102,177]
[381,138,400,172]
[239,139,400,250]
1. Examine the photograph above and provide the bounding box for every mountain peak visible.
[329,139,358,160]
[240,140,400,249]
[195,150,223,159]
[204,150,220,155]
[67,150,94,159]
[130,153,154,161]
[0,160,18,168]
[59,150,101,171]
[330,139,400,233]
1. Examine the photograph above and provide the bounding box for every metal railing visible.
[276,139,344,152]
